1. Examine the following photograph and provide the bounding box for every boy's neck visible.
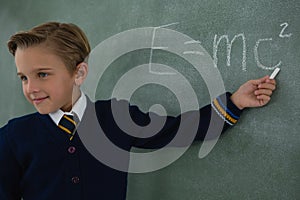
[61,89,81,112]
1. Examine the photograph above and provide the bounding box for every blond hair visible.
[7,22,91,73]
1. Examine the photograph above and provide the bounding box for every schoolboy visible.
[0,22,276,200]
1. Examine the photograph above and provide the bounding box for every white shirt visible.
[49,91,87,126]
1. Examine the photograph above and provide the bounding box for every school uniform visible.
[0,92,241,200]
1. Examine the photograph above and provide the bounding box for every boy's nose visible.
[26,79,40,93]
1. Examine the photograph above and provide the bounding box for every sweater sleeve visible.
[131,92,242,149]
[0,123,22,200]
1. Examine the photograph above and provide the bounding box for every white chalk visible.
[269,67,280,79]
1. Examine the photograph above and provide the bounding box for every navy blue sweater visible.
[0,95,241,200]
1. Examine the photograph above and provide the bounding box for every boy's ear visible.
[74,62,88,86]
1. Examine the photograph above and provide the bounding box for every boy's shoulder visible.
[94,98,142,116]
[0,112,42,136]
[7,112,40,125]
[94,98,129,108]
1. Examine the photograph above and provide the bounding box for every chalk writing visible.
[183,51,204,55]
[279,22,292,38]
[183,40,204,56]
[254,38,282,70]
[213,33,247,71]
[148,21,291,73]
[149,23,179,75]
[184,40,201,44]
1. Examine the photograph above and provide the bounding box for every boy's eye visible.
[19,76,27,81]
[38,72,48,78]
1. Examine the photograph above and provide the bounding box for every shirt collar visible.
[49,91,87,126]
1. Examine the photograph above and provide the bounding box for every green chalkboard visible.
[0,0,299,199]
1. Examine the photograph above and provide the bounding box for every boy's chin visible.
[34,107,54,115]
[36,110,51,115]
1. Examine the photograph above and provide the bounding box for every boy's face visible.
[15,44,78,114]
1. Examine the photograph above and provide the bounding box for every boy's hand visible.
[230,76,277,110]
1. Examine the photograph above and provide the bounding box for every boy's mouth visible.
[32,96,49,104]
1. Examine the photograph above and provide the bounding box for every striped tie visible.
[58,114,77,141]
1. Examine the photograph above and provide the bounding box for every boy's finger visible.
[258,83,276,90]
[255,89,273,96]
[266,78,276,85]
[257,95,271,104]
[251,75,270,86]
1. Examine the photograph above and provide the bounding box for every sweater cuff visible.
[211,92,243,126]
